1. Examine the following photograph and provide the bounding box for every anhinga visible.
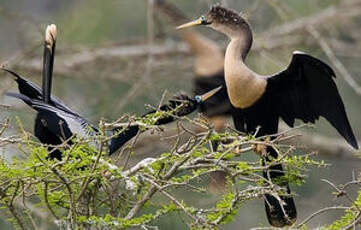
[177,5,359,227]
[154,0,231,191]
[4,24,222,160]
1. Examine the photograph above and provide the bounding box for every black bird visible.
[4,24,222,160]
[6,85,221,159]
[177,5,358,227]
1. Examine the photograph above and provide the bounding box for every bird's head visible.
[177,4,250,39]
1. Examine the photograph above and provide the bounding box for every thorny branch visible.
[0,109,327,229]
[0,1,360,229]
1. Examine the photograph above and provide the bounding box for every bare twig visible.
[296,206,349,228]
[306,26,361,95]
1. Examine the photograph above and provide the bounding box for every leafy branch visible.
[0,109,328,229]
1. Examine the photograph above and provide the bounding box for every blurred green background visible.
[0,0,360,229]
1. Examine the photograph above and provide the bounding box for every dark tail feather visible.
[109,126,139,155]
[263,147,297,227]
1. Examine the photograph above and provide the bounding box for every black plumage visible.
[230,51,358,226]
[268,52,358,149]
[4,55,219,159]
[6,92,97,159]
[194,71,232,117]
[6,86,203,159]
[232,52,358,150]
[4,24,221,160]
[177,4,358,227]
[109,92,207,155]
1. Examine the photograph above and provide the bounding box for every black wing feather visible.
[268,52,358,149]
[6,92,94,138]
[2,68,79,116]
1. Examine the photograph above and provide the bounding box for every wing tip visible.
[350,139,359,150]
[5,92,32,104]
[1,68,21,80]
[343,130,359,150]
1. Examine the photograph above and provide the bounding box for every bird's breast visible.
[225,71,267,109]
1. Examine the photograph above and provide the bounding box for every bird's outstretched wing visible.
[267,52,358,149]
[6,93,97,140]
[2,68,78,116]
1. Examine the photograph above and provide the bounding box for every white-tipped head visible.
[45,24,57,49]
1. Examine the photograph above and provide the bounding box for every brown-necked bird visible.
[4,24,222,160]
[177,4,358,227]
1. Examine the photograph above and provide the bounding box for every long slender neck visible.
[225,26,252,62]
[224,28,253,79]
[224,26,266,109]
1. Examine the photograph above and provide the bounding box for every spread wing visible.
[267,52,358,149]
[2,68,78,116]
[6,93,97,140]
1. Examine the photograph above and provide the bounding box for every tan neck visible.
[224,37,266,108]
[180,30,224,77]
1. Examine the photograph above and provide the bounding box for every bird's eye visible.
[195,95,202,104]
[200,15,211,25]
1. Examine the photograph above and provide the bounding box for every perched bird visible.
[177,5,358,227]
[154,0,231,191]
[4,24,222,160]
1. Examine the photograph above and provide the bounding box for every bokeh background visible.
[0,0,360,229]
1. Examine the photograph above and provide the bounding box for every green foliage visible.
[0,112,351,229]
[283,154,328,186]
[207,192,238,225]
[324,191,361,230]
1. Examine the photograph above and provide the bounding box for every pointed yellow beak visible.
[200,86,222,102]
[176,18,204,29]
